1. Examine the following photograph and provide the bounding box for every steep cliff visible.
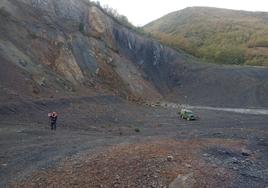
[0,0,163,102]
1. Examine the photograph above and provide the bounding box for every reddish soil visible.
[12,139,244,188]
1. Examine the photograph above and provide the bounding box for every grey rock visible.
[167,155,174,162]
[169,172,196,188]
[185,163,192,168]
[231,157,239,164]
[241,148,251,156]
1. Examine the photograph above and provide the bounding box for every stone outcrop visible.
[0,0,268,107]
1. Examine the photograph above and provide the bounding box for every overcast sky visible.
[96,0,268,26]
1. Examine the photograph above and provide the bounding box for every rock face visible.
[1,0,268,107]
[0,0,161,101]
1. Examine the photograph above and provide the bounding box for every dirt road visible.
[162,102,268,115]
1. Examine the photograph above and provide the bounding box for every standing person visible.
[48,112,58,130]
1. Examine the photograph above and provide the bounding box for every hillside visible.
[0,0,164,103]
[0,1,268,108]
[144,7,268,66]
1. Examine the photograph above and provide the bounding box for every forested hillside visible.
[144,7,268,66]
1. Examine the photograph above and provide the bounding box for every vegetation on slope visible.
[144,7,268,66]
[90,1,146,35]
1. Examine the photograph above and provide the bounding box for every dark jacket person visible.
[48,112,58,130]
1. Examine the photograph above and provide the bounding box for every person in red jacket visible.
[48,112,58,130]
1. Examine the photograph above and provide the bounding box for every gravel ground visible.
[0,95,267,187]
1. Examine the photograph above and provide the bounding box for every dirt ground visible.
[0,95,268,188]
